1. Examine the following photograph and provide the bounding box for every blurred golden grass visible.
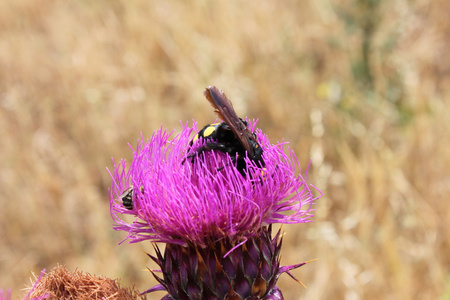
[1,0,449,299]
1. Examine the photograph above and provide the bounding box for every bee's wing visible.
[204,86,254,156]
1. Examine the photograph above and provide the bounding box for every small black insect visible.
[185,86,264,176]
[119,186,144,210]
[119,187,134,210]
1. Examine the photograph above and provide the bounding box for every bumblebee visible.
[119,186,144,210]
[185,86,264,176]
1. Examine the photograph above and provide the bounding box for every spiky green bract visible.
[108,122,319,247]
[146,226,289,300]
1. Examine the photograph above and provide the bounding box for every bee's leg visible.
[182,142,228,165]
[216,152,239,173]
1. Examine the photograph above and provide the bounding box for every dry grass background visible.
[0,0,449,299]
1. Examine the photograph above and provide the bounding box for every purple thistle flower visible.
[109,122,319,247]
[108,86,322,299]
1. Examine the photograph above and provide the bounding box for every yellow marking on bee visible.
[202,123,221,137]
[203,126,216,137]
[193,123,221,143]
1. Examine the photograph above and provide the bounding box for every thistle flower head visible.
[108,86,322,299]
[24,266,138,299]
[109,121,318,247]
